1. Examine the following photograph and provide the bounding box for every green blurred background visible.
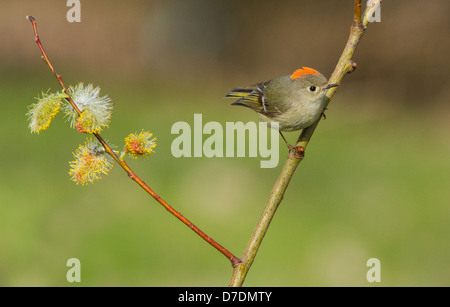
[0,0,449,286]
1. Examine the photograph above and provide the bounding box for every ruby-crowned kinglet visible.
[226,67,339,148]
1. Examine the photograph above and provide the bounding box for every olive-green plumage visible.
[226,67,338,132]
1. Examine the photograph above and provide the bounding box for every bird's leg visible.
[279,131,305,157]
[279,131,290,148]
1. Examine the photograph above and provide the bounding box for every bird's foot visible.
[321,107,328,120]
[287,143,305,158]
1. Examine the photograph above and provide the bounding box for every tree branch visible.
[26,15,240,268]
[229,0,381,287]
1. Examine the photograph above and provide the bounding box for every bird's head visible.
[290,67,339,100]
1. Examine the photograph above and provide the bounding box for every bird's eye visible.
[309,86,316,92]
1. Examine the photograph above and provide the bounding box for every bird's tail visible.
[225,88,254,104]
[226,88,263,113]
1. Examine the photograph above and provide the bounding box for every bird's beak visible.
[324,83,340,90]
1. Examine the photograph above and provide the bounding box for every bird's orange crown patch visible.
[290,67,319,79]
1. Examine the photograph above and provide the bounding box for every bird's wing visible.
[225,80,281,117]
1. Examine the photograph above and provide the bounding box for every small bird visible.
[226,67,339,149]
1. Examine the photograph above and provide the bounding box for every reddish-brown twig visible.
[26,15,240,267]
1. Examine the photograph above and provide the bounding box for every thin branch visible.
[354,0,362,26]
[27,16,82,115]
[229,0,381,287]
[26,16,240,267]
